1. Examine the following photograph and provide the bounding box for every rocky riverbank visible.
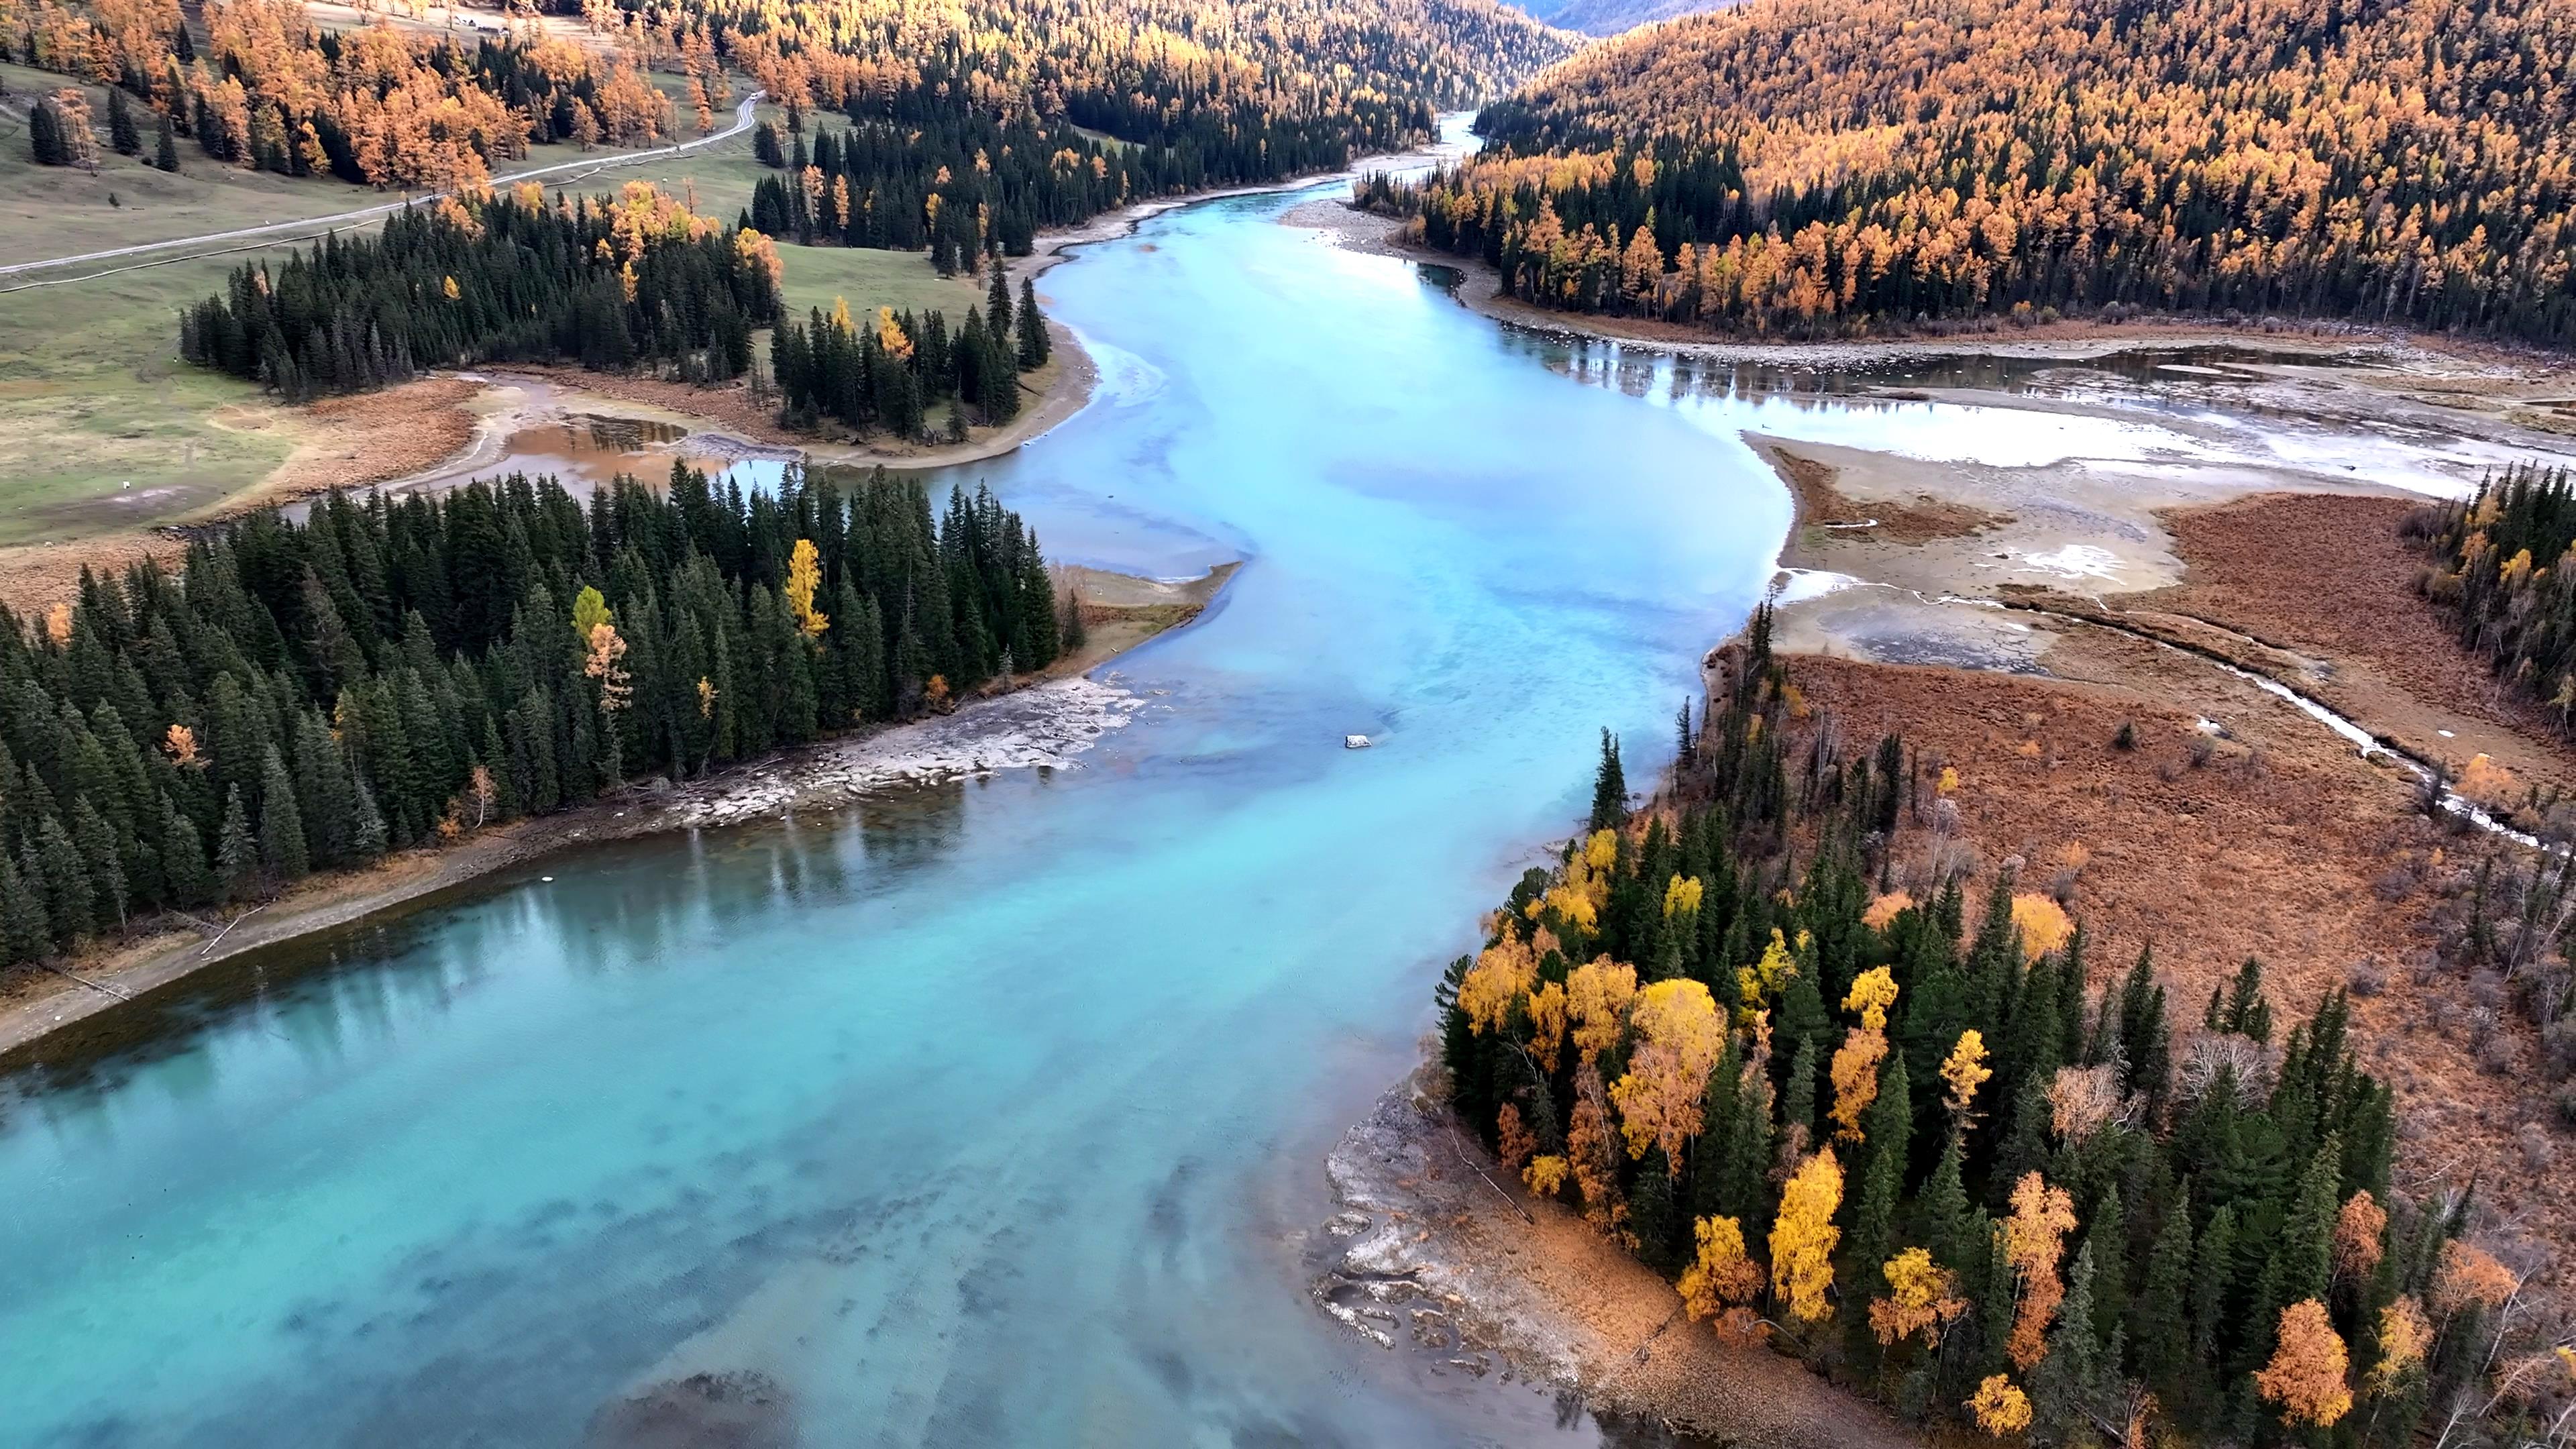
[1315,1067,1924,1448]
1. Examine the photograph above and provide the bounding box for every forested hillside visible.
[0,466,1071,969]
[1380,0,2576,344]
[11,0,1568,204]
[176,182,782,398]
[6,0,674,186]
[1438,616,2542,1445]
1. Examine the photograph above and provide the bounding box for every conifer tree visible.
[109,87,141,155]
[1016,277,1050,368]
[216,786,257,902]
[1590,727,1626,828]
[30,97,64,166]
[154,111,178,171]
[160,794,213,908]
[2139,1201,2193,1392]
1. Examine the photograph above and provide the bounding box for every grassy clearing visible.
[0,64,367,265]
[0,87,986,545]
[0,247,307,545]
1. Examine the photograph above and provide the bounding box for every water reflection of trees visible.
[0,783,976,1114]
[1503,324,2369,422]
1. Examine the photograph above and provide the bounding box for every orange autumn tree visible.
[1678,1214,1766,1343]
[2002,1171,2078,1369]
[2255,1299,2353,1428]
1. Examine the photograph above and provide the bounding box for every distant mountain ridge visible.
[1511,0,1741,36]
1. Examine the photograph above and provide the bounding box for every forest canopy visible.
[0,464,1072,971]
[1434,617,2536,1446]
[1376,0,2576,344]
[176,182,782,399]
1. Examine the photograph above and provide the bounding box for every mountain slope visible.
[1386,0,2576,343]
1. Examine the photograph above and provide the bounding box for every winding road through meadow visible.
[0,91,764,290]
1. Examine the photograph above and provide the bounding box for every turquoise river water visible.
[3,174,2559,1448]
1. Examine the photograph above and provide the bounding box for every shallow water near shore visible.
[8,178,2575,1447]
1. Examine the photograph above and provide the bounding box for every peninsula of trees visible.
[0,466,1072,971]
[1375,0,2576,344]
[176,182,782,398]
[1438,616,2532,1446]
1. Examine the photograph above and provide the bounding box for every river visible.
[4,174,2567,1447]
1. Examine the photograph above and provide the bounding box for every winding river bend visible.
[3,180,2561,1447]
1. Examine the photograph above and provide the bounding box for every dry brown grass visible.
[1768,443,2010,543]
[256,378,484,500]
[1787,643,2571,1280]
[2145,490,2576,788]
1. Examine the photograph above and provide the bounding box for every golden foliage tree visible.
[1869,1246,1967,1347]
[1565,955,1634,1065]
[1967,1375,2033,1436]
[2366,1296,2432,1397]
[1456,933,1538,1037]
[1611,978,1722,1165]
[1770,1146,1843,1323]
[2254,1299,2353,1428]
[784,538,830,637]
[1678,1214,1766,1343]
[1940,1028,1991,1124]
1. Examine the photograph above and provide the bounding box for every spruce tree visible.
[258,745,310,881]
[160,794,213,908]
[1589,727,1626,829]
[986,262,1013,335]
[216,786,258,902]
[109,87,141,155]
[154,111,179,171]
[30,98,63,166]
[1016,277,1049,368]
[2032,1240,2104,1438]
[0,855,51,962]
[1781,1032,1819,1150]
[2138,1201,2194,1391]
[2190,1202,2237,1366]
[38,818,95,941]
[68,798,130,929]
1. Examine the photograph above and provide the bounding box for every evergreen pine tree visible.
[216,785,258,902]
[37,817,95,941]
[2190,1202,2237,1365]
[30,98,63,166]
[68,798,130,929]
[986,262,1012,335]
[1781,1032,1819,1149]
[2138,1200,2194,1391]
[109,87,142,155]
[0,854,51,962]
[258,745,310,881]
[154,111,179,172]
[1589,727,1627,829]
[1016,277,1049,368]
[2032,1239,2104,1438]
[160,794,213,908]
